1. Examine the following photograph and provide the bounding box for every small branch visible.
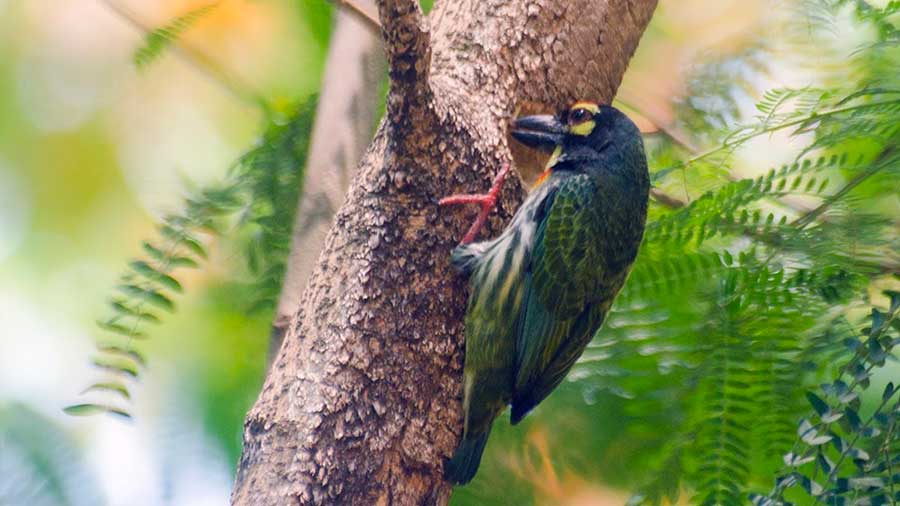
[680,99,900,170]
[650,188,686,208]
[100,0,269,111]
[792,145,896,228]
[632,98,900,219]
[615,97,701,153]
[271,7,386,363]
[331,0,381,30]
[375,0,430,96]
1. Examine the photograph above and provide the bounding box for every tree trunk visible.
[232,1,658,504]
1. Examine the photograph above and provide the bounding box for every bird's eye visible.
[569,108,591,124]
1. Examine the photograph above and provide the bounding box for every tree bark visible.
[232,0,658,504]
[270,5,386,361]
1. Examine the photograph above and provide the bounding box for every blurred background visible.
[0,1,897,505]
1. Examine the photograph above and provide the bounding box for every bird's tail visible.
[444,429,491,485]
[450,243,488,277]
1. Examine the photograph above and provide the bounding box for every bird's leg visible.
[439,163,511,245]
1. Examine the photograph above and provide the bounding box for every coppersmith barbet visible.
[440,102,650,485]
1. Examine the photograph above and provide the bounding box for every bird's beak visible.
[511,114,566,153]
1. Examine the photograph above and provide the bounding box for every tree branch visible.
[270,7,386,361]
[651,188,687,208]
[792,145,896,228]
[376,0,430,99]
[331,0,381,29]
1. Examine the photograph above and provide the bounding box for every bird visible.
[438,101,650,485]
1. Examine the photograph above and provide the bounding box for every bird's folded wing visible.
[512,175,606,419]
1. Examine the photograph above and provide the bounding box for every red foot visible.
[439,163,512,245]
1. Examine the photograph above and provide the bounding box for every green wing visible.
[511,174,617,423]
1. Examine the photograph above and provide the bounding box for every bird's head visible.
[511,102,644,178]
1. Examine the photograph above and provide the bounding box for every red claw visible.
[439,163,512,245]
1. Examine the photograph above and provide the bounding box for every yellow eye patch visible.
[570,120,596,136]
[571,102,600,113]
[568,102,600,136]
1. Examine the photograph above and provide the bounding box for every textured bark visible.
[233,0,658,504]
[271,5,386,360]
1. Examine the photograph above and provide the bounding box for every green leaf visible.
[97,345,146,367]
[168,256,200,269]
[181,236,207,259]
[160,226,207,259]
[63,403,131,419]
[133,4,220,70]
[817,453,834,474]
[91,357,139,378]
[142,241,166,261]
[81,382,131,400]
[871,308,885,334]
[807,391,829,416]
[799,420,832,445]
[109,300,160,323]
[117,284,175,312]
[848,477,884,489]
[885,290,900,313]
[799,475,824,496]
[844,408,862,431]
[129,260,183,293]
[784,452,816,466]
[97,319,146,339]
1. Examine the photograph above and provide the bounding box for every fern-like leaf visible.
[133,3,219,70]
[65,97,317,419]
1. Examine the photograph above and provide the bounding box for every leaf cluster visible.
[569,2,900,505]
[132,3,220,70]
[751,294,900,506]
[65,97,317,417]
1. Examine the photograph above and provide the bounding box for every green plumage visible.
[446,104,650,485]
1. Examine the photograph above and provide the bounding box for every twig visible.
[882,397,899,506]
[331,0,381,29]
[630,98,900,218]
[99,0,269,112]
[792,145,895,228]
[615,97,701,153]
[680,99,900,170]
[650,188,686,208]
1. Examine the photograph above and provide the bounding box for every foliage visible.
[558,2,900,505]
[132,3,220,70]
[0,404,103,506]
[751,295,900,506]
[65,97,316,417]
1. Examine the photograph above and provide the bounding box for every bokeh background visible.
[0,1,896,505]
